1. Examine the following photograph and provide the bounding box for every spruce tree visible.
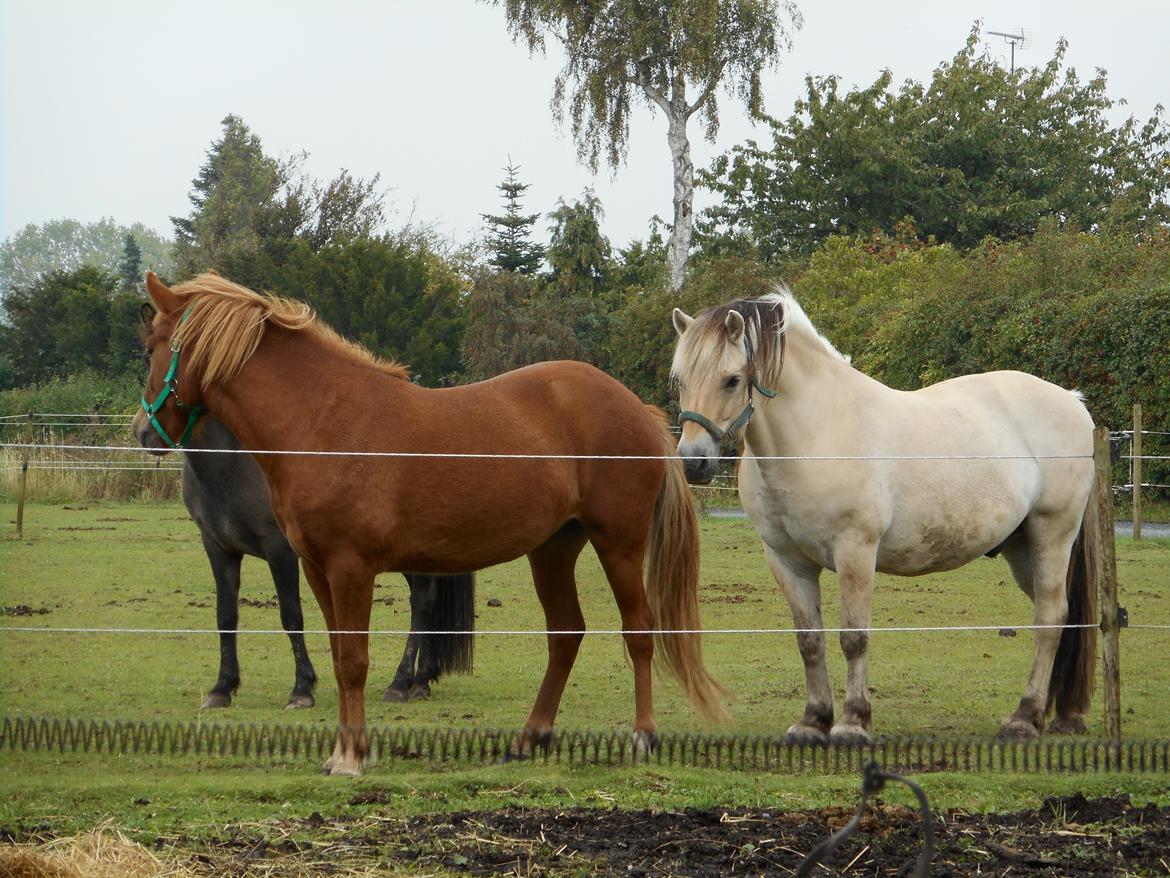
[482,161,545,274]
[118,233,142,289]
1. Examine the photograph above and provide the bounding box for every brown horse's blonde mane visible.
[159,273,410,388]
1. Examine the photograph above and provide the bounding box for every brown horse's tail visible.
[644,414,730,724]
[1047,497,1099,721]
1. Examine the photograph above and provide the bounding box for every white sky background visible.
[1,0,1167,252]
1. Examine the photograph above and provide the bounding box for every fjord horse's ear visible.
[139,302,156,327]
[724,310,745,344]
[145,272,180,314]
[672,308,694,337]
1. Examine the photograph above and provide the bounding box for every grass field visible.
[2,499,1170,873]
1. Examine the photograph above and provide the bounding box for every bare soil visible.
[120,793,1169,877]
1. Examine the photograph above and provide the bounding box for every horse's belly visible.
[875,513,1019,576]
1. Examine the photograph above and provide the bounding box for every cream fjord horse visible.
[671,291,1099,744]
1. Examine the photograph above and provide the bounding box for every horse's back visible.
[913,370,1093,453]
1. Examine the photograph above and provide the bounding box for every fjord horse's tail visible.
[644,411,729,724]
[1048,497,1099,722]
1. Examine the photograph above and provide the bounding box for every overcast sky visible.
[2,1,1167,251]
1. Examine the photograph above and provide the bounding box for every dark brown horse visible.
[132,272,725,775]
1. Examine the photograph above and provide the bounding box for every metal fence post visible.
[1132,403,1142,542]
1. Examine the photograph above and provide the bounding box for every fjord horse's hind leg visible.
[517,522,589,756]
[997,515,1079,739]
[998,511,1093,739]
[201,538,243,709]
[265,542,317,709]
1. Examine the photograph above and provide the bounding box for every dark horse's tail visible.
[644,411,729,724]
[427,573,475,676]
[1047,498,1099,724]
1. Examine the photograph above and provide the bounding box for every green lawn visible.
[2,500,1169,837]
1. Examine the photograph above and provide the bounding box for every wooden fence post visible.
[1093,426,1122,745]
[1132,403,1143,542]
[15,410,32,539]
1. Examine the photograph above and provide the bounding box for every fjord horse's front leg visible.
[764,545,834,745]
[830,540,878,745]
[516,524,589,757]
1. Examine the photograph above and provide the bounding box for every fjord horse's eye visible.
[725,375,741,390]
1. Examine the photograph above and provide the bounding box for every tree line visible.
[2,30,1168,448]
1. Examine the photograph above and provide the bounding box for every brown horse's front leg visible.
[325,560,376,776]
[301,559,344,772]
[303,556,375,775]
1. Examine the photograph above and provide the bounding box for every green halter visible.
[140,307,204,449]
[678,377,777,445]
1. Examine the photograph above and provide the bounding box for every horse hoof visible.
[785,724,829,747]
[502,729,554,762]
[829,725,872,747]
[633,730,660,756]
[1048,715,1088,736]
[382,687,410,703]
[201,693,232,710]
[408,683,432,700]
[285,694,315,710]
[996,718,1041,741]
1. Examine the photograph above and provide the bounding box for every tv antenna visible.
[988,29,1028,73]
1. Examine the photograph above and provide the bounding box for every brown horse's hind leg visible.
[516,523,589,758]
[594,545,658,750]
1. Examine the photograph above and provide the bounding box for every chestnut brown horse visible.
[132,272,725,774]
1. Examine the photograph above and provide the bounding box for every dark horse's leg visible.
[265,541,317,709]
[384,574,437,702]
[201,537,242,709]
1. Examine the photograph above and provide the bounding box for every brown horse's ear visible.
[724,310,745,344]
[672,308,694,337]
[139,302,156,327]
[145,272,179,314]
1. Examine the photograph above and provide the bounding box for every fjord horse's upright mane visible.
[136,271,725,775]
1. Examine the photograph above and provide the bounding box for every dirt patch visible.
[1,605,51,617]
[29,793,1153,877]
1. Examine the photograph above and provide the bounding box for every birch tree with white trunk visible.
[492,0,800,291]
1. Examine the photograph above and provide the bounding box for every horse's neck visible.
[201,328,403,473]
[748,323,869,452]
[182,415,243,480]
